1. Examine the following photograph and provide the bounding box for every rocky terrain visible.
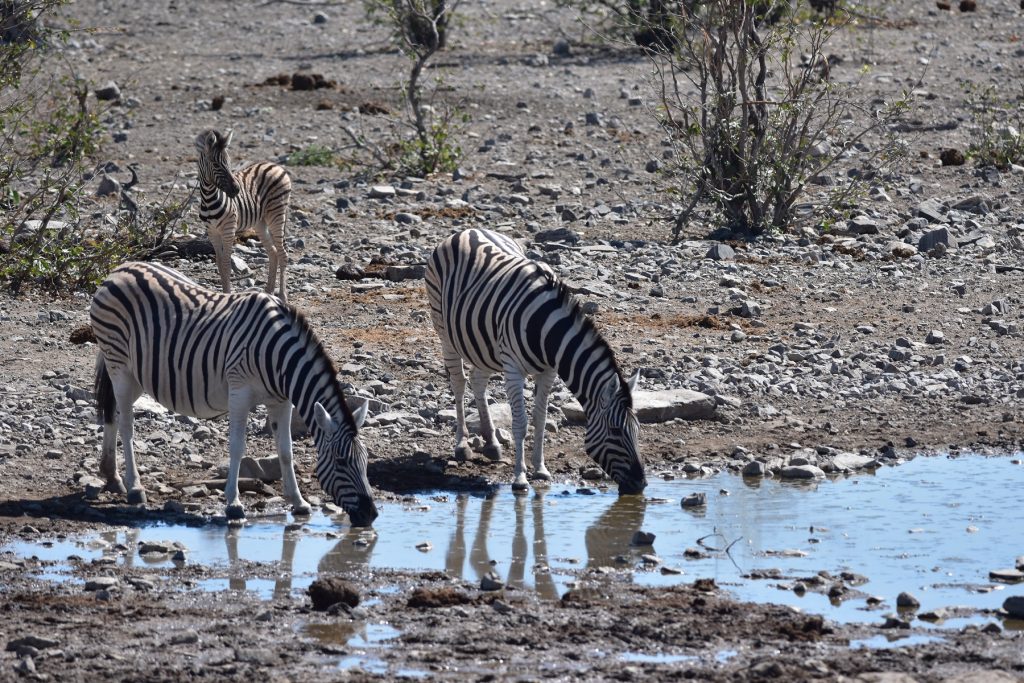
[1,0,1024,680]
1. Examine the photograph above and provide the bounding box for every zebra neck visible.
[198,183,230,218]
[551,324,621,414]
[280,353,351,446]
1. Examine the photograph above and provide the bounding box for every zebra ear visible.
[626,369,640,392]
[350,398,369,428]
[313,402,336,435]
[222,129,234,148]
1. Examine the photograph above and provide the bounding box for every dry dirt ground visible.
[1,0,1024,680]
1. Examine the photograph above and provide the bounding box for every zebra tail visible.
[95,353,116,426]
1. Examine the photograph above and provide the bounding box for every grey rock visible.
[896,591,920,608]
[739,300,761,318]
[335,264,364,280]
[925,330,945,344]
[94,81,121,101]
[385,264,426,282]
[312,11,328,23]
[562,389,715,425]
[534,227,579,244]
[780,465,825,480]
[829,452,875,472]
[239,456,282,481]
[742,460,767,477]
[915,198,947,223]
[706,243,736,261]
[5,636,59,652]
[368,185,396,199]
[989,568,1024,582]
[584,112,602,126]
[1004,595,1024,618]
[681,492,707,508]
[84,576,119,591]
[230,254,249,275]
[848,215,879,234]
[80,475,106,499]
[918,227,957,252]
[645,159,659,173]
[552,38,571,56]
[394,212,422,224]
[480,571,504,591]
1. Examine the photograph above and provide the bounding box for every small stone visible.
[681,492,706,508]
[94,81,121,101]
[706,243,736,261]
[918,227,957,253]
[368,185,396,199]
[312,11,328,23]
[645,159,659,173]
[307,577,360,611]
[730,329,746,343]
[780,465,825,480]
[96,175,121,197]
[630,531,656,546]
[416,541,432,552]
[335,264,364,281]
[534,227,579,244]
[1003,595,1024,618]
[584,112,602,126]
[84,577,119,591]
[552,38,571,56]
[848,215,878,234]
[896,591,920,609]
[480,571,504,591]
[989,568,1024,582]
[915,198,947,223]
[742,460,767,477]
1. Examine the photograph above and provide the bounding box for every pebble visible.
[630,531,656,546]
[896,591,920,609]
[1003,595,1024,619]
[84,577,119,591]
[988,568,1024,582]
[680,492,706,508]
[480,571,505,591]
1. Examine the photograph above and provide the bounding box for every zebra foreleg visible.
[223,387,254,520]
[268,401,311,516]
[504,366,530,491]
[259,219,288,303]
[470,367,502,461]
[530,371,555,482]
[443,348,471,460]
[208,216,235,294]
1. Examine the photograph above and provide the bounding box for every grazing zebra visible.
[194,129,291,302]
[90,261,378,525]
[425,228,647,494]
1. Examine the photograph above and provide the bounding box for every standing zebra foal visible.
[425,229,647,494]
[195,129,291,301]
[90,261,378,525]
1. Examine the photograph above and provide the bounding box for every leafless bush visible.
[648,0,907,239]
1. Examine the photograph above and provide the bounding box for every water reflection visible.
[585,495,647,569]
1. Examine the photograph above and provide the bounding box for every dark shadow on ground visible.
[0,493,211,529]
[368,451,499,495]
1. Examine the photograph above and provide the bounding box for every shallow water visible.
[7,455,1023,631]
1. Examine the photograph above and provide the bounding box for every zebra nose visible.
[347,496,378,527]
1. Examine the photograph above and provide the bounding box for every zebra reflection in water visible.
[444,491,559,600]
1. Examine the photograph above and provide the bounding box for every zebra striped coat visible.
[195,129,291,302]
[425,229,646,494]
[90,261,377,525]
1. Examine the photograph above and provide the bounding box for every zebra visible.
[194,128,291,302]
[424,228,647,495]
[89,261,378,525]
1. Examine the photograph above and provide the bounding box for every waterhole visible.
[6,454,1023,632]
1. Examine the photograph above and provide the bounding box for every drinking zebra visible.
[194,129,291,301]
[90,261,378,525]
[425,229,647,494]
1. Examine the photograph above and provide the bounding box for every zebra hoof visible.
[454,445,471,461]
[126,489,147,505]
[105,480,127,495]
[481,444,503,461]
[225,504,246,520]
[511,480,529,493]
[292,503,312,517]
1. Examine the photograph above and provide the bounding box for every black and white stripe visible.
[195,129,291,302]
[90,261,377,525]
[425,229,646,494]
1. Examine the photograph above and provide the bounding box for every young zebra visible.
[425,228,647,494]
[90,261,378,525]
[194,129,291,301]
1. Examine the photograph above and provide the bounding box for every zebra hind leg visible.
[443,348,471,460]
[111,377,146,505]
[95,354,127,494]
[223,386,255,520]
[503,365,530,492]
[530,371,555,482]
[470,367,502,461]
[268,401,311,516]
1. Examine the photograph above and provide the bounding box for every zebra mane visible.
[280,302,359,432]
[541,267,633,410]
